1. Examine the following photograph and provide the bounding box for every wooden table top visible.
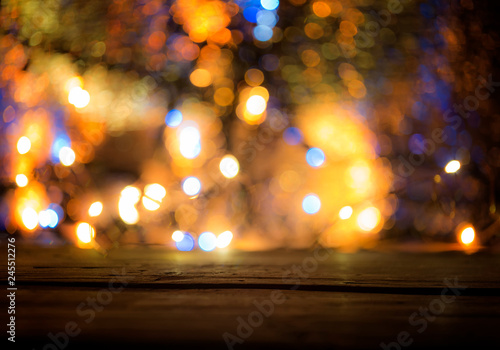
[3,245,500,349]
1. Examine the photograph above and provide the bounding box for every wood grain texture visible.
[1,245,499,349]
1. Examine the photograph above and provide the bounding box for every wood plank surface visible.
[1,245,500,349]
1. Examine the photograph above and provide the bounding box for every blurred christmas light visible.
[216,231,233,248]
[46,209,59,228]
[219,155,240,179]
[38,210,51,228]
[76,222,95,244]
[59,147,76,166]
[119,186,141,225]
[302,194,321,214]
[17,136,31,154]
[339,206,353,220]
[198,232,217,251]
[22,207,38,230]
[172,230,185,243]
[283,127,303,145]
[357,207,381,232]
[39,209,59,229]
[121,186,141,203]
[246,95,267,115]
[460,227,475,245]
[15,174,28,187]
[445,160,461,174]
[306,148,325,167]
[165,109,183,127]
[182,177,201,196]
[88,201,103,217]
[68,87,90,108]
[179,126,201,159]
[176,233,195,251]
[142,183,166,211]
[261,0,279,11]
[64,76,83,92]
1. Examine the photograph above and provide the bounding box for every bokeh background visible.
[1,0,499,252]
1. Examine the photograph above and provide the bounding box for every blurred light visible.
[65,76,83,92]
[118,201,139,225]
[283,127,303,145]
[59,147,76,166]
[253,25,274,41]
[357,207,381,232]
[51,134,71,163]
[219,155,240,178]
[246,95,267,115]
[176,233,195,251]
[257,10,277,27]
[17,136,31,154]
[15,174,28,187]
[261,0,279,11]
[460,227,475,245]
[182,177,201,196]
[22,207,38,230]
[119,186,141,225]
[216,231,233,248]
[142,183,166,211]
[76,222,95,244]
[142,197,160,211]
[198,232,217,251]
[339,206,353,220]
[46,209,59,228]
[302,194,321,214]
[306,148,325,167]
[88,201,103,217]
[68,87,90,108]
[165,109,183,127]
[190,68,212,87]
[179,126,201,159]
[121,186,141,204]
[445,160,461,174]
[172,230,185,242]
[243,6,259,23]
[38,210,51,228]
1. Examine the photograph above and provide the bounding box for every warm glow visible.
[460,227,475,245]
[17,136,31,154]
[88,201,103,217]
[142,183,166,211]
[246,95,267,115]
[120,186,141,203]
[118,200,140,225]
[339,206,353,220]
[65,76,83,92]
[16,174,28,187]
[216,231,233,248]
[22,207,38,230]
[357,207,381,232]
[189,68,212,87]
[119,186,141,225]
[179,126,201,159]
[172,230,185,242]
[182,177,202,196]
[68,87,90,108]
[219,155,240,179]
[76,222,95,244]
[445,160,461,174]
[59,147,76,166]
